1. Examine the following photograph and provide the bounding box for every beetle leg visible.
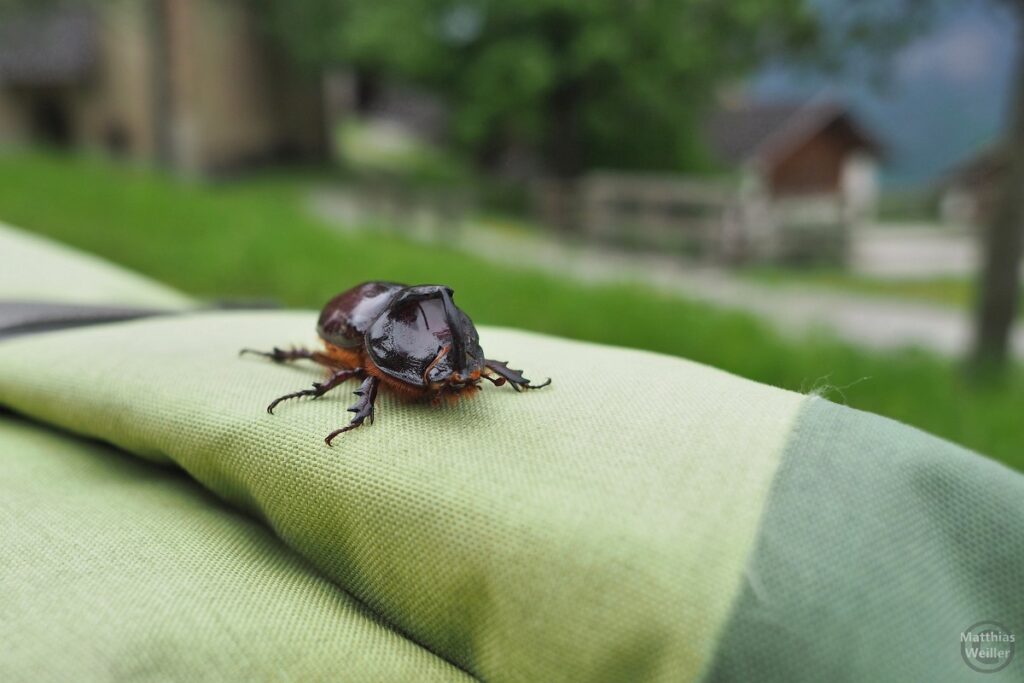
[484,359,551,391]
[266,368,362,414]
[325,376,380,445]
[422,344,451,385]
[241,346,337,367]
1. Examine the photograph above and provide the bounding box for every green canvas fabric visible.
[0,415,471,682]
[0,222,194,310]
[702,397,1024,683]
[0,311,807,682]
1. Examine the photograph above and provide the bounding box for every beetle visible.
[241,282,550,444]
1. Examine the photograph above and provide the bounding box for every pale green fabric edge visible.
[0,415,473,682]
[0,221,195,310]
[0,311,806,682]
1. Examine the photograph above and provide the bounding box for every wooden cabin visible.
[0,2,326,174]
[704,99,883,219]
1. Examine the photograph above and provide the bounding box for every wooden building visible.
[0,2,326,174]
[704,99,883,219]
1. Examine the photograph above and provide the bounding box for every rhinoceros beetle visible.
[242,282,550,444]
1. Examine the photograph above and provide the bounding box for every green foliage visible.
[0,151,1021,468]
[254,0,819,174]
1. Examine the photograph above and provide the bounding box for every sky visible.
[754,2,1017,188]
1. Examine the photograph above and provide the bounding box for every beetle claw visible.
[484,359,550,392]
[325,376,380,446]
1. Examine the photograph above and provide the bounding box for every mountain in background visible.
[754,2,1017,188]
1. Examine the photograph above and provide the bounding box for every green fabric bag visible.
[1,223,1023,682]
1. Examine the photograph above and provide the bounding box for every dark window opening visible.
[29,96,72,148]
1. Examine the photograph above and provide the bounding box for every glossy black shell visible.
[317,282,405,348]
[317,282,485,388]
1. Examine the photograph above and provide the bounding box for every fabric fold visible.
[0,415,473,682]
[0,311,806,682]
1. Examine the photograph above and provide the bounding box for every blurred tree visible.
[972,2,1024,375]
[253,0,818,177]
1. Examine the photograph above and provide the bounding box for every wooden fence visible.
[534,172,852,265]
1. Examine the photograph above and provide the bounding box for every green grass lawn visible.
[0,151,1021,468]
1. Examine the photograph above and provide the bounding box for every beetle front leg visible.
[484,359,551,391]
[266,368,362,414]
[240,345,337,367]
[325,376,380,445]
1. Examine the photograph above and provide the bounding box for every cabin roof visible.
[705,99,883,169]
[0,8,97,86]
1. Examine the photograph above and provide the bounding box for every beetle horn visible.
[439,288,465,369]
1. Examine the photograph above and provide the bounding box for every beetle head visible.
[365,285,485,391]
